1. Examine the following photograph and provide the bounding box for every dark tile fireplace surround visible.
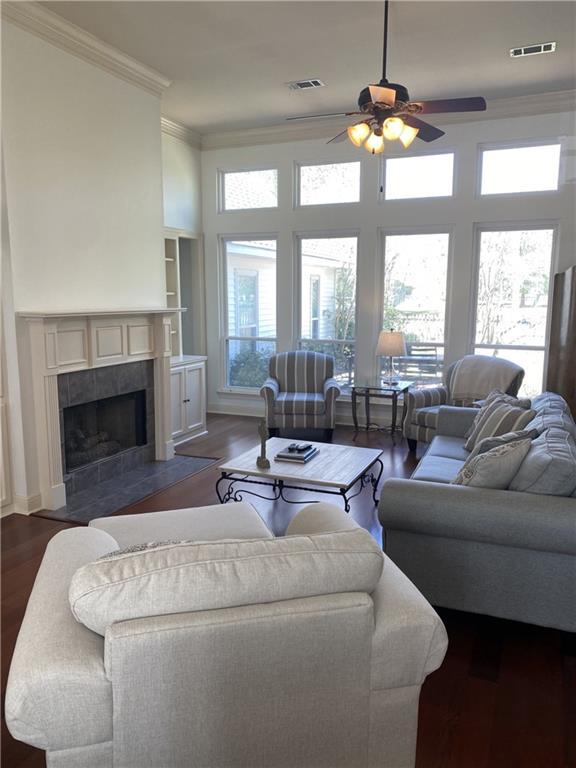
[58,361,155,497]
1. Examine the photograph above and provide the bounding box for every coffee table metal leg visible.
[370,458,384,505]
[216,472,228,503]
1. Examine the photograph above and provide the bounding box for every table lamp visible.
[376,329,407,385]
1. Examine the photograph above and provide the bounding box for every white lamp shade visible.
[376,330,407,357]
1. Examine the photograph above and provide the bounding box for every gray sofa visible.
[6,501,447,768]
[380,393,576,632]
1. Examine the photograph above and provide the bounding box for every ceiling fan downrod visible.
[382,0,389,82]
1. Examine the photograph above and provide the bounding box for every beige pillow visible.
[464,400,536,452]
[69,529,384,635]
[453,438,532,489]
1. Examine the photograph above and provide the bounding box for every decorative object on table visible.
[403,354,525,452]
[376,329,407,385]
[260,351,341,442]
[275,443,319,463]
[256,420,271,469]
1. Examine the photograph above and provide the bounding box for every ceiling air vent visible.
[510,42,556,58]
[287,79,326,91]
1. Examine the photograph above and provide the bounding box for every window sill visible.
[218,387,262,397]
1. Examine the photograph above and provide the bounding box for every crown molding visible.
[201,89,576,150]
[2,2,171,97]
[161,118,201,149]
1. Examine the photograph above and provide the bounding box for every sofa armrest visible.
[286,502,359,536]
[379,478,576,556]
[5,528,118,751]
[436,406,478,437]
[371,557,447,690]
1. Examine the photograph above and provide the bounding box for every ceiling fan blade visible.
[326,128,349,144]
[286,111,361,121]
[369,84,396,107]
[402,115,445,142]
[413,96,487,114]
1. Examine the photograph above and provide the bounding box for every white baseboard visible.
[11,493,43,515]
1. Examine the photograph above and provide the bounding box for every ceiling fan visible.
[287,0,487,153]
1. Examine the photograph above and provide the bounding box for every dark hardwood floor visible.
[2,415,574,767]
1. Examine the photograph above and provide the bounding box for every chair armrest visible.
[371,557,448,690]
[260,377,279,399]
[403,385,448,434]
[436,406,478,437]
[323,377,341,399]
[286,503,360,536]
[5,528,118,751]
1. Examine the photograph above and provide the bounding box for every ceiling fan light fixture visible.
[382,116,405,140]
[347,122,371,147]
[399,124,419,148]
[364,131,385,154]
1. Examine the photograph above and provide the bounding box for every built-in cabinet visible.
[170,356,207,443]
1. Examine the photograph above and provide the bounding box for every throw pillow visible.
[482,389,532,410]
[508,428,576,496]
[467,427,539,461]
[464,400,536,451]
[453,438,532,489]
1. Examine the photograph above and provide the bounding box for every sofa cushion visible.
[525,408,576,441]
[509,428,576,496]
[411,455,464,484]
[69,529,384,636]
[467,427,539,461]
[274,392,325,415]
[531,391,571,414]
[453,438,532,490]
[427,435,470,462]
[464,400,536,451]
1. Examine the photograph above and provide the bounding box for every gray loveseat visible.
[380,393,576,632]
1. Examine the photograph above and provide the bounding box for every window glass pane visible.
[384,154,454,200]
[481,144,561,195]
[300,340,355,389]
[475,229,553,347]
[475,347,544,398]
[299,162,360,205]
[382,233,449,382]
[227,339,276,388]
[223,169,278,210]
[226,240,276,338]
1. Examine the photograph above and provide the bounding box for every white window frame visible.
[379,149,457,203]
[295,230,360,390]
[295,160,362,208]
[476,139,565,199]
[218,166,279,214]
[469,221,559,391]
[377,225,454,383]
[219,234,278,394]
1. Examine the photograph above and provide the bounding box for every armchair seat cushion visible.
[274,392,326,415]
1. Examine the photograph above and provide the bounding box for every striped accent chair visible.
[260,351,341,440]
[404,355,525,452]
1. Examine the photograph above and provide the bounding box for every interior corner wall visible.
[2,21,166,312]
[162,133,202,233]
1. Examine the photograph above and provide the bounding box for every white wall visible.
[201,111,576,418]
[2,21,166,312]
[162,133,202,233]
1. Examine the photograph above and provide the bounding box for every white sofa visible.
[6,502,447,768]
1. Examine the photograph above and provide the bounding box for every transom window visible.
[480,144,561,195]
[298,162,361,206]
[384,153,454,200]
[221,169,278,211]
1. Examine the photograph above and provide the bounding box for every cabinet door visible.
[170,369,186,439]
[184,363,206,434]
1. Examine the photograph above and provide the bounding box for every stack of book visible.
[275,443,319,463]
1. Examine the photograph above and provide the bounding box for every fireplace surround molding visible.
[16,308,180,512]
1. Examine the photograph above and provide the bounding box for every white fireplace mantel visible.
[17,308,180,512]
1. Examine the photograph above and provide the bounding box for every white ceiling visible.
[43,1,576,134]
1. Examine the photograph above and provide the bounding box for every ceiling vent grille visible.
[510,42,556,58]
[287,79,326,91]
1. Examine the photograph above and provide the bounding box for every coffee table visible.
[216,438,383,513]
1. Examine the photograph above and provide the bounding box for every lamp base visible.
[382,356,400,386]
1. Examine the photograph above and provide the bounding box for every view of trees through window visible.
[299,162,361,205]
[222,169,278,210]
[225,240,277,387]
[474,228,554,396]
[382,233,449,382]
[299,237,358,388]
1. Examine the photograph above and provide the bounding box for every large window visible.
[473,227,555,396]
[384,153,454,200]
[221,169,278,211]
[298,162,361,206]
[299,236,358,388]
[223,239,276,388]
[382,232,450,382]
[480,144,561,195]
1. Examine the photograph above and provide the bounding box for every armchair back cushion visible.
[70,529,383,635]
[270,350,333,393]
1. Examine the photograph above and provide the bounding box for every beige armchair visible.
[6,502,447,768]
[403,354,525,451]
